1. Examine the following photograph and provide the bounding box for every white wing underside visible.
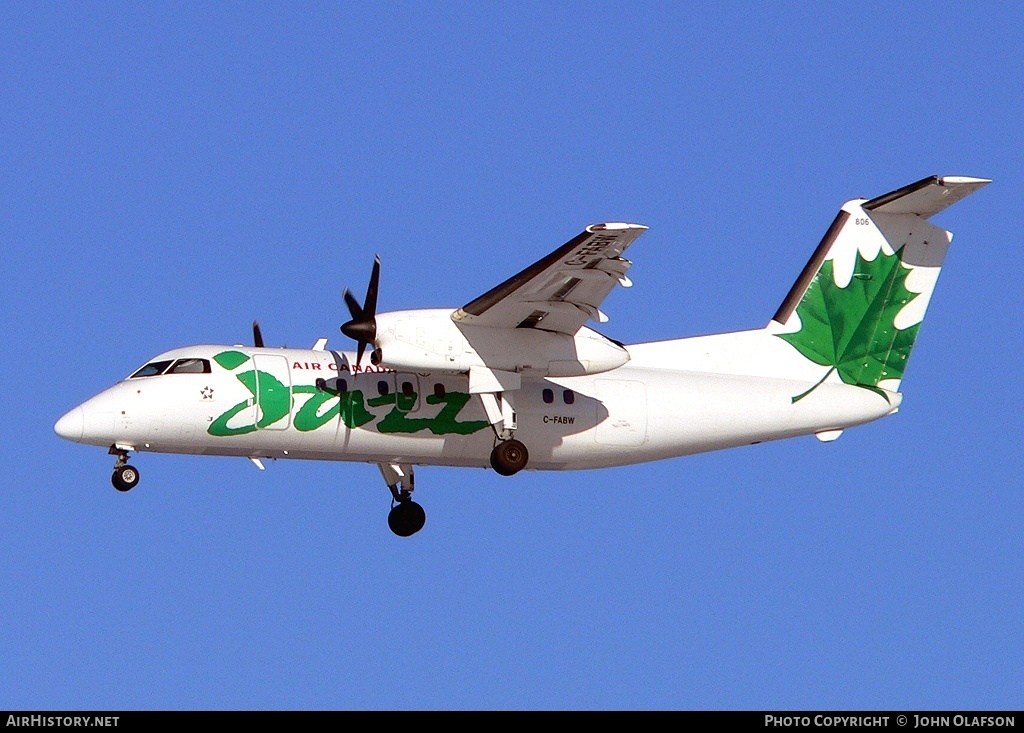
[451,222,647,335]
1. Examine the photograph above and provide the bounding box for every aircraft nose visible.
[54,406,85,442]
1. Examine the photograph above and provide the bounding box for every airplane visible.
[55,175,988,536]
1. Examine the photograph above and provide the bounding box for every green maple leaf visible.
[777,247,922,402]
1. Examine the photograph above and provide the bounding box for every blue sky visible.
[2,2,1021,710]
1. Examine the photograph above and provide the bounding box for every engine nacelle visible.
[372,309,629,376]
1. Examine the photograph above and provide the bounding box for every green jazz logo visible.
[207,351,489,437]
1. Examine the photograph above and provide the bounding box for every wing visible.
[451,222,647,335]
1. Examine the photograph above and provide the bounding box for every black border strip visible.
[771,210,849,325]
[862,175,939,211]
[0,710,1018,721]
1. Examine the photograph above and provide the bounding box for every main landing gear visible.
[478,391,529,477]
[490,438,529,476]
[109,445,140,492]
[379,463,425,537]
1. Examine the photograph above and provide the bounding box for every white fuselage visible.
[56,331,899,471]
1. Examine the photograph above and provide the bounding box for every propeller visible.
[340,256,381,367]
[252,320,265,348]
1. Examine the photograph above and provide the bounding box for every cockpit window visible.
[129,358,211,378]
[168,358,211,374]
[130,360,173,378]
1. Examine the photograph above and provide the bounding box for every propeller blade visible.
[355,341,367,368]
[253,320,264,348]
[343,289,363,321]
[364,256,381,318]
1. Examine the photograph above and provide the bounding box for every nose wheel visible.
[109,445,140,492]
[112,464,140,492]
[388,500,426,537]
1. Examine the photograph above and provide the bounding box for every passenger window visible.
[130,360,173,378]
[168,358,211,374]
[433,383,446,399]
[542,388,554,404]
[563,390,575,405]
[377,380,389,396]
[337,378,348,392]
[315,378,326,391]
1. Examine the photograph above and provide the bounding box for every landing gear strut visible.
[109,446,140,492]
[490,439,529,476]
[379,463,425,537]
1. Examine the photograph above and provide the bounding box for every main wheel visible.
[388,500,426,537]
[490,439,529,476]
[111,464,140,492]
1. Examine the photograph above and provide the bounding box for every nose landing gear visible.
[379,462,425,537]
[109,446,140,492]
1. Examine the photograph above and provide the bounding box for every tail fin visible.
[768,175,989,399]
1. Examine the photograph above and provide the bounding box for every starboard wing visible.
[451,222,647,335]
